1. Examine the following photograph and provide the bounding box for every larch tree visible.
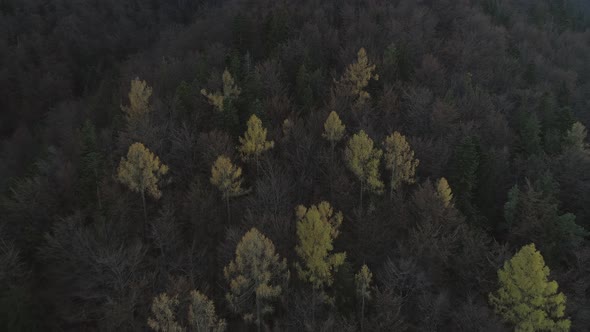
[210,155,247,223]
[224,228,288,332]
[344,130,384,207]
[148,293,184,332]
[322,111,346,154]
[355,264,373,332]
[238,114,274,172]
[200,69,241,112]
[564,121,588,152]
[117,142,168,232]
[436,177,453,208]
[336,48,379,106]
[489,243,570,332]
[122,78,153,129]
[295,201,345,326]
[383,131,419,199]
[188,290,226,332]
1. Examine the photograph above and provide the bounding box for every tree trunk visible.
[359,181,364,210]
[312,286,316,330]
[256,294,261,332]
[390,162,396,201]
[360,295,365,332]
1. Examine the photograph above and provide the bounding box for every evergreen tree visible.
[344,130,384,207]
[224,228,288,332]
[117,142,168,231]
[336,48,379,106]
[489,244,570,332]
[355,264,372,332]
[78,120,103,209]
[148,293,184,332]
[383,131,419,199]
[238,114,274,171]
[450,136,480,216]
[210,155,247,223]
[188,290,226,332]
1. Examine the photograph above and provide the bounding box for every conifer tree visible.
[188,290,226,332]
[122,78,153,128]
[238,114,274,171]
[489,244,570,332]
[383,131,419,199]
[336,48,379,106]
[344,130,384,207]
[117,142,168,230]
[224,228,288,332]
[210,155,247,223]
[148,293,184,332]
[436,177,453,208]
[201,69,241,112]
[79,120,103,209]
[355,264,372,332]
[295,201,345,327]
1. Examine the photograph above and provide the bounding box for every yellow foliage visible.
[201,69,241,112]
[224,228,288,327]
[436,177,453,208]
[117,142,168,199]
[122,78,153,125]
[322,111,346,144]
[238,114,274,164]
[147,293,184,332]
[344,130,384,198]
[383,131,419,197]
[210,155,245,199]
[295,202,345,290]
[336,48,379,106]
[489,244,570,332]
[188,290,226,332]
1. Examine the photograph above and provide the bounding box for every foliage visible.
[122,78,153,126]
[210,155,246,199]
[344,130,384,205]
[117,142,169,200]
[201,70,241,112]
[336,48,379,106]
[224,228,288,329]
[322,111,346,146]
[489,244,571,331]
[295,202,346,291]
[383,131,419,198]
[188,290,227,332]
[436,177,453,208]
[148,293,184,332]
[238,115,274,165]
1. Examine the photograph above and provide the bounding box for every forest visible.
[1,0,590,331]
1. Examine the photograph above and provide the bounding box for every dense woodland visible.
[1,0,590,331]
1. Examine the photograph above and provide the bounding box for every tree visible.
[450,136,480,216]
[117,142,169,231]
[122,78,153,128]
[355,264,372,332]
[224,228,288,332]
[188,290,226,332]
[489,244,570,332]
[210,155,247,223]
[383,131,419,199]
[148,293,184,332]
[295,201,346,327]
[322,111,346,154]
[344,130,384,207]
[200,69,241,112]
[79,120,103,209]
[564,121,588,152]
[436,177,453,208]
[336,48,379,106]
[238,114,274,171]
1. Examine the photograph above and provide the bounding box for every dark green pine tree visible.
[450,136,481,219]
[78,120,104,209]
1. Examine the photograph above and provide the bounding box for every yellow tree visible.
[436,177,453,208]
[344,130,384,207]
[383,131,419,199]
[295,201,345,326]
[188,290,227,332]
[224,228,288,332]
[117,142,168,230]
[355,265,373,332]
[322,111,346,154]
[238,114,274,171]
[335,48,379,106]
[489,243,570,332]
[201,69,241,112]
[148,293,184,332]
[122,78,153,128]
[210,155,247,223]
